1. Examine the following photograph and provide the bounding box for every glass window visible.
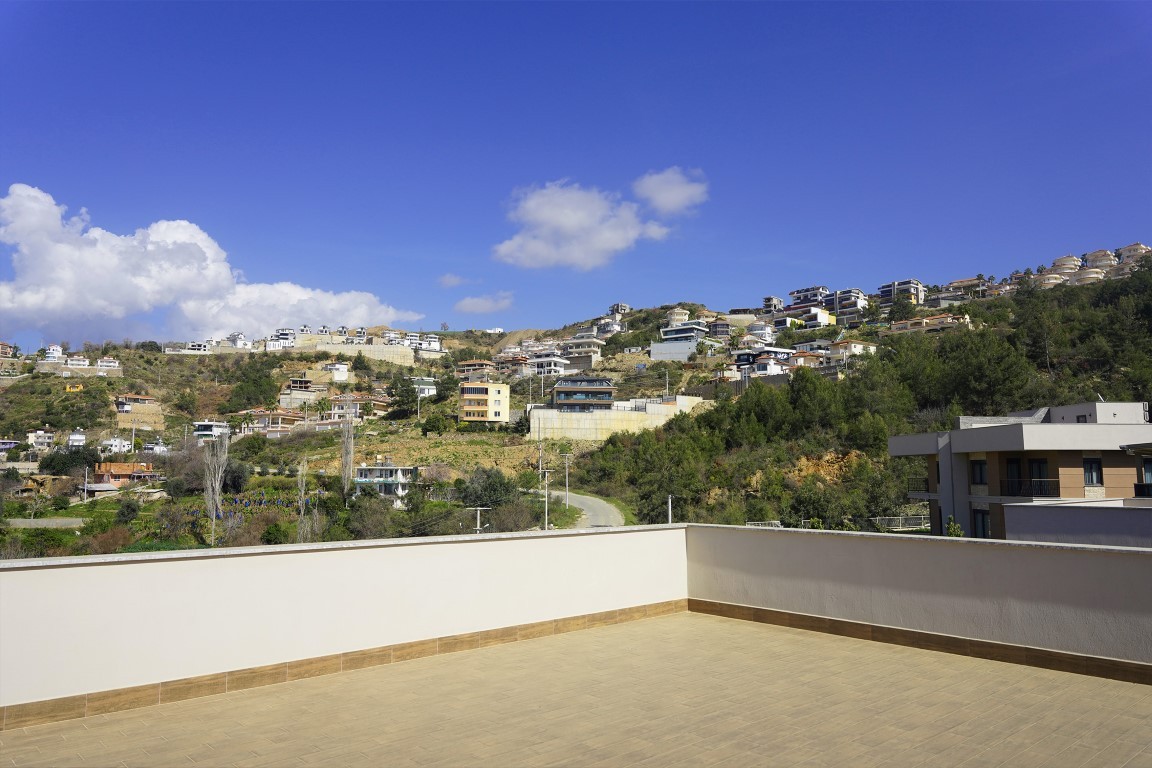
[972,508,991,539]
[1028,458,1049,480]
[970,460,987,484]
[1083,458,1103,486]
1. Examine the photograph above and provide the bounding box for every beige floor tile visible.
[2,614,1151,767]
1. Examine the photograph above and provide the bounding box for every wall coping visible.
[0,524,686,571]
[3,522,1147,574]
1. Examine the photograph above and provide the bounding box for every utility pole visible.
[467,507,491,535]
[560,453,572,510]
[538,438,544,477]
[665,369,669,397]
[542,469,554,531]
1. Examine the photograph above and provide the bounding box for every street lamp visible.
[541,469,554,531]
[466,506,491,535]
[667,494,673,525]
[559,453,573,511]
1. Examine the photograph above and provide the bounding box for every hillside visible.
[574,264,1152,528]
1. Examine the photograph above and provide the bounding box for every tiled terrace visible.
[3,613,1150,768]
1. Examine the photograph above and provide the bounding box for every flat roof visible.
[3,613,1150,766]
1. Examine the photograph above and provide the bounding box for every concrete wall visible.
[1005,501,1152,548]
[315,343,414,364]
[0,527,687,707]
[529,397,702,441]
[686,525,1152,664]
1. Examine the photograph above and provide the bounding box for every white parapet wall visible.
[686,525,1152,664]
[0,527,686,707]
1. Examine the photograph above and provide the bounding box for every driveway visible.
[550,490,625,528]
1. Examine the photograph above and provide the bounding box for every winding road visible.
[549,490,625,528]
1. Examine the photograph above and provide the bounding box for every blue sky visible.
[1,1,1149,348]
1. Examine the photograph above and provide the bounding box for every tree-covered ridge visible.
[576,260,1152,528]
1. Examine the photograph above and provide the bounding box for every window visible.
[970,460,987,485]
[972,507,991,539]
[1076,415,1088,423]
[493,411,501,418]
[1083,458,1103,487]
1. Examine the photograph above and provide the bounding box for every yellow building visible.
[458,382,510,424]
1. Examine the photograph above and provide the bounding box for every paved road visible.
[549,490,625,528]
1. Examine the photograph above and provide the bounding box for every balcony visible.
[1003,478,1061,497]
[2,526,1150,762]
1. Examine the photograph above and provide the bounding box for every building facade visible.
[889,402,1152,539]
[458,382,511,424]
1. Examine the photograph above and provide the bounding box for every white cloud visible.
[438,272,466,288]
[454,291,513,314]
[493,180,669,270]
[0,184,423,342]
[632,166,709,216]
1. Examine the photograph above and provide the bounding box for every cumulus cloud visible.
[493,181,669,270]
[438,272,466,288]
[454,291,513,314]
[0,184,423,342]
[632,166,709,216]
[493,167,708,271]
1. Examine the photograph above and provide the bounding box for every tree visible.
[351,351,372,374]
[202,437,229,546]
[888,294,916,322]
[115,498,141,525]
[387,375,419,417]
[458,467,518,509]
[39,446,100,476]
[421,411,451,436]
[135,341,162,353]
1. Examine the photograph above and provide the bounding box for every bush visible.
[51,495,71,511]
[116,498,141,525]
[261,522,291,545]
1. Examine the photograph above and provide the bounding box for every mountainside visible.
[575,264,1152,528]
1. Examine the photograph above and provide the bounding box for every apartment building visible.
[560,335,606,372]
[762,295,785,312]
[787,285,830,308]
[455,360,496,382]
[529,352,569,376]
[877,278,926,307]
[551,376,616,413]
[192,421,230,443]
[270,328,296,348]
[458,382,510,424]
[890,401,1152,539]
[25,429,55,453]
[235,408,306,439]
[354,462,418,506]
[883,314,972,336]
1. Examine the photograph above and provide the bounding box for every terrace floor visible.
[2,613,1151,767]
